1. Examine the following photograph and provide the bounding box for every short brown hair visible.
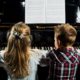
[54,23,77,47]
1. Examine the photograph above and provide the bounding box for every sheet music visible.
[25,0,65,24]
[25,0,45,23]
[46,0,65,23]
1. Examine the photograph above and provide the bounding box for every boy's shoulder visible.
[47,48,80,62]
[47,49,58,60]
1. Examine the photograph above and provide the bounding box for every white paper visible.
[25,0,65,24]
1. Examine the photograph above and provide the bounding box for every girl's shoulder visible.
[30,49,48,57]
[29,49,48,64]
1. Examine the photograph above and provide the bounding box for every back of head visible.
[54,23,77,47]
[7,22,31,53]
[4,22,31,78]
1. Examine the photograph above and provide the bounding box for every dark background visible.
[0,0,25,24]
[0,0,80,24]
[66,0,80,23]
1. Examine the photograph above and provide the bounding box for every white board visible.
[25,0,65,24]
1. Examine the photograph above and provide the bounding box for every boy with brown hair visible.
[47,24,80,80]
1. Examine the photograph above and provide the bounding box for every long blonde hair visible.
[4,22,31,78]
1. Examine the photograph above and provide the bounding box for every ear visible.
[57,39,60,48]
[54,38,58,50]
[29,35,33,42]
[54,38,61,50]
